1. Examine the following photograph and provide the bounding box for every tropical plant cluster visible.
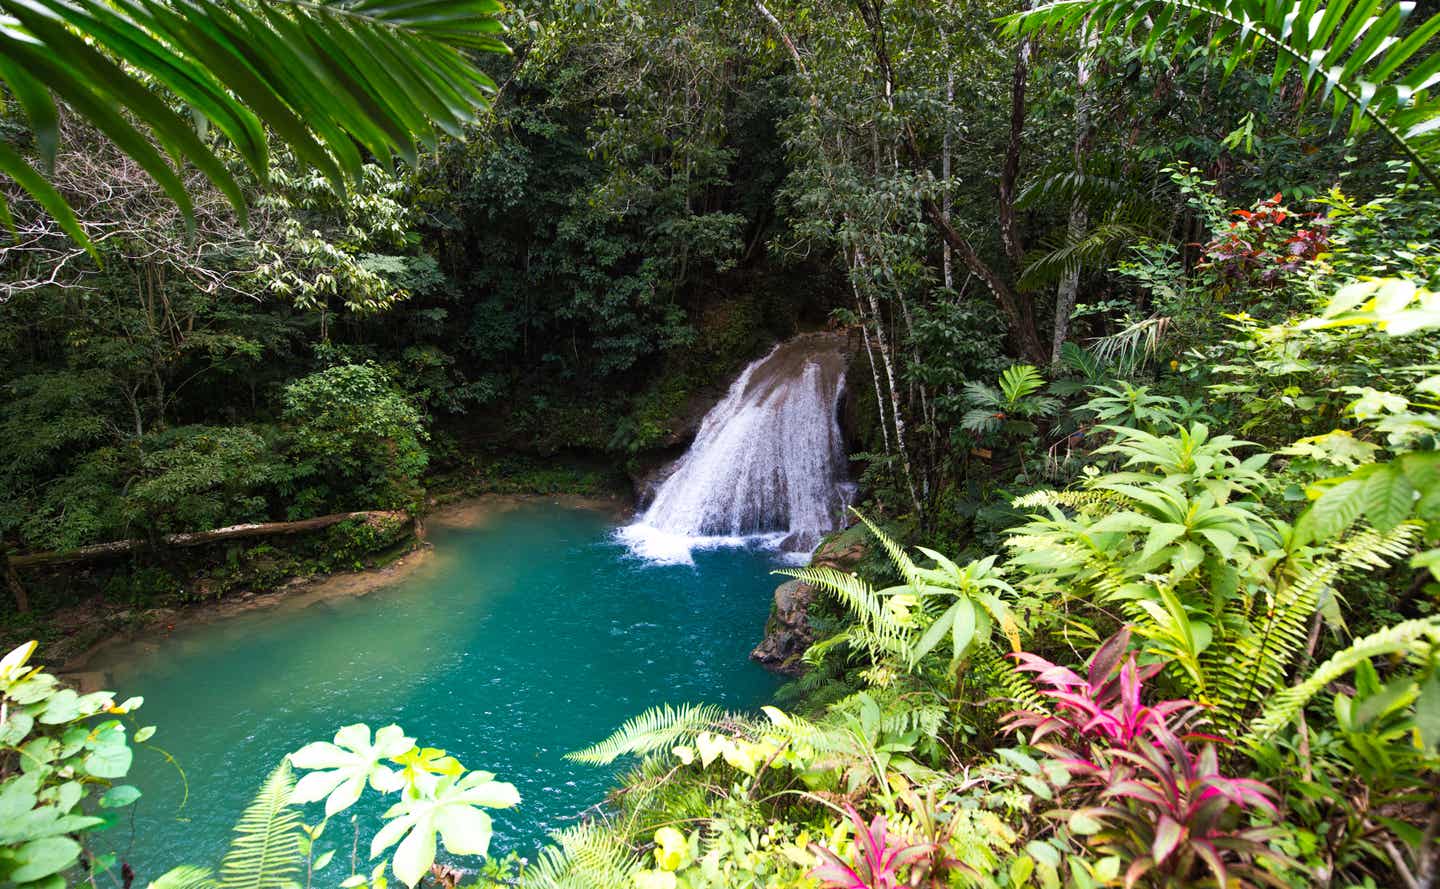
[4,0,1440,886]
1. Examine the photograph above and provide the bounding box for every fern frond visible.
[1205,573,1322,732]
[853,512,921,586]
[1011,488,1124,513]
[881,700,947,741]
[979,644,1047,715]
[1245,616,1440,745]
[523,823,642,889]
[1334,522,1423,571]
[758,709,858,756]
[217,762,304,889]
[566,703,726,765]
[1207,522,1423,731]
[776,565,910,660]
[148,866,216,889]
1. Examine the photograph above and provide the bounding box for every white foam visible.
[615,524,791,567]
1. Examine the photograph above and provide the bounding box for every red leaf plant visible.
[1005,629,1293,888]
[1200,193,1329,288]
[809,804,933,889]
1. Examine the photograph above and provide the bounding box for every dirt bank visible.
[42,493,629,688]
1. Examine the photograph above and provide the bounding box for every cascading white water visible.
[619,332,853,565]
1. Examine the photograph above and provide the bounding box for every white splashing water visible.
[619,333,854,565]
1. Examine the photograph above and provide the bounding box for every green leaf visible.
[1360,463,1416,530]
[370,771,518,887]
[1300,477,1366,542]
[290,724,414,817]
[0,142,94,256]
[100,786,142,808]
[1141,522,1188,561]
[1416,670,1440,749]
[11,836,81,883]
[911,608,953,663]
[83,742,132,780]
[949,599,977,663]
[1068,810,1104,835]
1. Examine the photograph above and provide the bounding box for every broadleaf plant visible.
[286,724,519,887]
[0,641,145,889]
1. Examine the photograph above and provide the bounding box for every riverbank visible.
[26,493,629,686]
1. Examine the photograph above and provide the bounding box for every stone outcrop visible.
[750,578,817,675]
[750,522,871,675]
[811,523,868,572]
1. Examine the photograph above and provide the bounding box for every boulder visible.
[750,579,817,675]
[629,455,682,511]
[811,523,869,572]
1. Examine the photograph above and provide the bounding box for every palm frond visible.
[1090,316,1171,372]
[217,762,304,889]
[1015,157,1136,210]
[1,0,508,250]
[1006,0,1440,189]
[1019,223,1150,289]
[566,703,726,766]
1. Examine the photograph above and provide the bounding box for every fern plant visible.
[1006,421,1422,732]
[522,823,643,889]
[1246,614,1440,744]
[565,703,728,766]
[779,512,1024,680]
[960,365,1061,437]
[150,763,305,889]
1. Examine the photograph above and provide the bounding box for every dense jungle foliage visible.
[4,0,1440,887]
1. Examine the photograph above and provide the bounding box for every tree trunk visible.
[754,0,805,72]
[1052,25,1097,363]
[916,198,1048,364]
[855,249,922,518]
[941,53,954,291]
[998,10,1034,270]
[3,546,30,613]
[9,510,411,569]
[854,284,893,457]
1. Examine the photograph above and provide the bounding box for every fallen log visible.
[8,510,410,570]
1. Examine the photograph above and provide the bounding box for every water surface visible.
[101,501,781,878]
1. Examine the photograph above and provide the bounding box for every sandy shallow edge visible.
[56,493,631,689]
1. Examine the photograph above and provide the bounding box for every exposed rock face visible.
[750,523,871,675]
[629,456,683,511]
[811,523,868,572]
[750,578,817,675]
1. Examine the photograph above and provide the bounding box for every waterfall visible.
[619,332,854,565]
